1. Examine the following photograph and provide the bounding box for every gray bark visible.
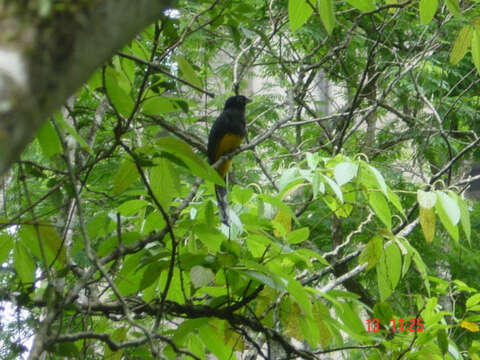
[0,0,174,175]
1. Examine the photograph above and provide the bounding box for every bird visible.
[207,95,251,225]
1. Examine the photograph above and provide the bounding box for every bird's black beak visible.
[245,97,252,104]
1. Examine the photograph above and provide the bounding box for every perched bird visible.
[207,95,251,225]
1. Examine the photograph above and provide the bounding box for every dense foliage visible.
[1,0,480,359]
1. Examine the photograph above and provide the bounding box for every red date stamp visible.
[366,318,423,333]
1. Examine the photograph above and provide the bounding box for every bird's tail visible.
[215,184,229,226]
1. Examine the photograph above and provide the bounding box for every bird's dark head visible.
[224,95,252,110]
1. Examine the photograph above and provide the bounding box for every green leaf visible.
[360,164,387,195]
[319,0,335,34]
[299,314,320,347]
[14,242,35,284]
[193,224,225,252]
[437,328,448,355]
[105,66,134,117]
[359,235,383,270]
[419,0,438,25]
[156,137,224,185]
[54,112,92,154]
[334,162,358,186]
[402,240,430,295]
[437,191,460,225]
[150,159,177,209]
[419,206,435,243]
[113,159,139,195]
[190,265,215,288]
[377,242,401,301]
[456,193,471,245]
[177,56,202,89]
[417,190,436,209]
[289,0,313,32]
[445,0,460,16]
[435,191,460,242]
[321,174,343,203]
[287,276,312,317]
[116,252,146,296]
[472,27,480,73]
[306,152,319,169]
[450,25,473,65]
[259,194,296,219]
[231,185,254,205]
[466,293,480,309]
[368,191,391,230]
[117,199,149,216]
[345,0,375,12]
[387,189,405,217]
[37,121,63,158]
[142,97,180,115]
[286,227,309,244]
[373,302,393,325]
[0,233,13,264]
[199,322,235,360]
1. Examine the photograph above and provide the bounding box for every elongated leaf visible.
[14,242,35,284]
[450,25,473,65]
[289,0,313,32]
[156,137,224,185]
[437,191,460,225]
[113,159,139,195]
[373,302,393,326]
[54,112,92,154]
[0,233,13,264]
[359,235,383,270]
[287,276,312,316]
[456,193,471,245]
[150,159,176,208]
[368,191,391,230]
[286,227,309,244]
[445,0,460,16]
[419,206,435,243]
[177,56,202,89]
[419,0,438,25]
[117,199,149,216]
[435,194,459,243]
[466,294,480,309]
[437,328,448,355]
[321,174,343,203]
[37,121,63,158]
[377,242,401,301]
[142,97,179,115]
[319,0,335,34]
[472,27,480,73]
[388,189,405,217]
[105,66,134,117]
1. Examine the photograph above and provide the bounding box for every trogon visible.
[207,95,251,225]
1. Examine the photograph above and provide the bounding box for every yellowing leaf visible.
[273,210,292,237]
[419,206,435,243]
[460,320,480,332]
[450,25,473,65]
